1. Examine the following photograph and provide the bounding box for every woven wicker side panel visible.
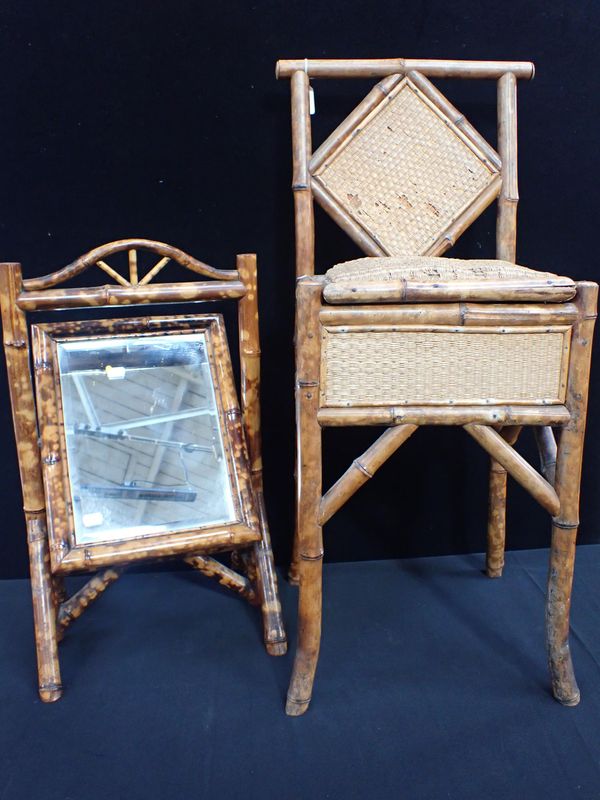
[321,328,570,406]
[312,80,498,256]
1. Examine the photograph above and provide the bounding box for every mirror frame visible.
[32,313,261,573]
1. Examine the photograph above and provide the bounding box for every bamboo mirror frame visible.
[32,315,260,573]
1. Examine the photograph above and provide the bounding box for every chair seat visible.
[323,256,576,304]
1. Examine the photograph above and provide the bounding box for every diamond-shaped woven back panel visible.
[311,78,500,256]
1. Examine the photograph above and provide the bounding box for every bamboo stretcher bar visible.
[322,279,576,305]
[318,405,571,427]
[57,524,261,573]
[319,303,579,327]
[464,423,559,515]
[319,424,417,524]
[276,59,535,81]
[17,280,246,311]
[534,426,558,485]
[57,568,123,632]
[184,555,257,603]
[23,238,237,291]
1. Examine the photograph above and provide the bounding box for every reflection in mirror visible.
[57,333,236,545]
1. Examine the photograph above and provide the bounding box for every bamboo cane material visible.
[546,282,598,705]
[322,278,576,305]
[291,70,315,277]
[497,72,519,262]
[237,254,287,654]
[17,280,246,311]
[287,278,324,716]
[57,568,124,632]
[276,59,535,80]
[534,427,558,485]
[23,238,237,291]
[320,425,417,525]
[96,259,130,286]
[486,426,521,578]
[464,423,559,515]
[318,405,571,427]
[139,256,170,285]
[320,303,578,327]
[128,249,138,284]
[185,555,257,603]
[0,263,62,701]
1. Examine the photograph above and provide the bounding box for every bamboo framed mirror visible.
[0,240,286,702]
[32,315,259,573]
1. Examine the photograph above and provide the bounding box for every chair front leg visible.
[546,281,597,705]
[287,277,323,716]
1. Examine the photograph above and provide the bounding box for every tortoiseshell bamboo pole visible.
[546,281,597,705]
[184,555,257,604]
[320,424,417,525]
[24,238,236,291]
[464,423,559,515]
[276,59,535,80]
[289,69,315,583]
[287,277,324,716]
[57,568,124,632]
[318,406,571,427]
[0,263,62,702]
[291,70,315,278]
[17,280,246,311]
[322,278,575,304]
[237,253,287,654]
[488,70,519,579]
[534,426,558,485]
[486,426,521,577]
[319,303,579,327]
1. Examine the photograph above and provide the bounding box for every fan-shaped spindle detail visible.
[128,249,138,284]
[139,256,171,285]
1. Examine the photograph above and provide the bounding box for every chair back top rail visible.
[276,58,535,81]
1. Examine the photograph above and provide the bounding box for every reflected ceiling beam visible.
[101,406,212,432]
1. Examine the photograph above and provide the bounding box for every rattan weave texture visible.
[311,79,499,256]
[321,328,569,407]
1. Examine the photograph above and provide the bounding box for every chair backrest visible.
[276,58,535,276]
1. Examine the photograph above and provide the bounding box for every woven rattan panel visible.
[321,328,570,406]
[311,79,500,256]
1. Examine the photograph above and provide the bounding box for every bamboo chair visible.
[0,239,287,701]
[276,58,597,715]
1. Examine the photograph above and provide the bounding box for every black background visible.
[0,1,598,578]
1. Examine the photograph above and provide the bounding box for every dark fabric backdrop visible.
[0,1,598,578]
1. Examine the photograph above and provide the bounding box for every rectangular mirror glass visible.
[56,332,236,545]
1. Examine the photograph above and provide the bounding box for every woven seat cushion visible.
[323,256,576,304]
